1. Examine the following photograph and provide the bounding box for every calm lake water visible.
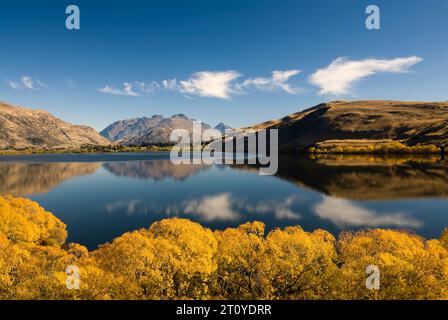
[1,152,448,249]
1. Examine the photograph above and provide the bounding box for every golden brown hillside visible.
[237,100,448,152]
[0,102,111,149]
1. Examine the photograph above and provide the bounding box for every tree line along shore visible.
[0,140,447,156]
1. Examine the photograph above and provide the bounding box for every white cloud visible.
[5,76,49,90]
[243,69,302,94]
[122,82,140,96]
[134,81,160,94]
[309,56,423,95]
[35,78,50,89]
[98,83,140,96]
[97,69,304,99]
[6,79,20,90]
[21,76,37,89]
[313,196,422,228]
[162,79,179,91]
[163,72,243,99]
[179,71,241,99]
[98,81,162,96]
[98,85,126,95]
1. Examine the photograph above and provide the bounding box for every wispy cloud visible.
[98,83,140,96]
[122,82,140,96]
[5,76,50,91]
[97,69,303,99]
[242,70,302,94]
[134,81,162,94]
[309,56,423,95]
[5,79,20,90]
[98,71,241,99]
[35,78,50,89]
[98,81,161,97]
[98,85,125,95]
[162,79,178,91]
[21,76,40,89]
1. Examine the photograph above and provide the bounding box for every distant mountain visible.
[235,100,448,152]
[0,102,110,149]
[214,122,233,134]
[100,115,164,142]
[101,114,212,146]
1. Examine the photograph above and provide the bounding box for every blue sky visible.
[0,0,447,130]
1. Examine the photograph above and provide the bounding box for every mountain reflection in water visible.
[0,153,447,248]
[262,154,448,200]
[103,160,211,181]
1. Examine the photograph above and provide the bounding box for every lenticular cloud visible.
[309,56,423,95]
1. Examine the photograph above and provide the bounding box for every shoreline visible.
[0,146,173,156]
[0,150,445,156]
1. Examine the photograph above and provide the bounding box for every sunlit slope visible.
[0,102,111,149]
[237,101,448,152]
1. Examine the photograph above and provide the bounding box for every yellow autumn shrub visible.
[311,143,442,154]
[0,196,67,245]
[336,229,448,299]
[262,227,338,299]
[94,218,217,299]
[213,222,267,299]
[1,196,448,300]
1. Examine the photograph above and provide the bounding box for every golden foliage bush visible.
[336,229,448,299]
[309,142,442,154]
[213,222,267,299]
[0,196,67,245]
[94,219,217,299]
[262,227,338,299]
[1,196,448,300]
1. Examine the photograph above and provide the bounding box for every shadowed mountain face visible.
[0,162,101,196]
[0,102,111,149]
[103,160,211,181]
[101,114,212,146]
[235,155,448,200]
[237,100,448,151]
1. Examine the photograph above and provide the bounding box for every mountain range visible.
[2,100,447,151]
[100,114,232,146]
[0,102,110,149]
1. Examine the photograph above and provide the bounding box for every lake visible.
[1,152,448,249]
